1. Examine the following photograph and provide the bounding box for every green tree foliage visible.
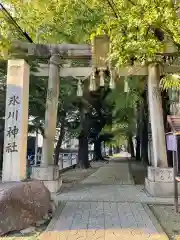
[160,73,180,90]
[1,0,179,64]
[105,76,143,142]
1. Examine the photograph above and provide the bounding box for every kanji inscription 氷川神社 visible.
[5,95,20,153]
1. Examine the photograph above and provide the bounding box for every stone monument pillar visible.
[31,55,62,193]
[145,63,178,197]
[2,59,29,182]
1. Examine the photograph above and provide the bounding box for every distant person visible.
[121,145,125,152]
[105,146,109,156]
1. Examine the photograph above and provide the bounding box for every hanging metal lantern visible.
[89,70,96,91]
[109,69,115,89]
[99,68,105,87]
[77,79,83,97]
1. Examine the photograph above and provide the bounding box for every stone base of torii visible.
[1,40,179,195]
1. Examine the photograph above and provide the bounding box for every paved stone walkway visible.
[42,159,169,240]
[81,162,133,185]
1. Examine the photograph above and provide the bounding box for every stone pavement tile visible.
[148,234,169,240]
[40,231,69,240]
[104,202,120,229]
[88,202,105,230]
[67,229,87,240]
[105,228,157,240]
[129,203,157,232]
[105,229,168,240]
[86,202,105,240]
[118,202,138,228]
[86,229,105,240]
[54,202,78,231]
[69,202,90,228]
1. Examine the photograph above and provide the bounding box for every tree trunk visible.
[161,90,169,130]
[128,134,135,158]
[136,136,141,161]
[54,120,65,166]
[76,104,91,169]
[136,101,141,161]
[140,89,149,165]
[0,141,3,171]
[116,146,120,153]
[141,118,149,165]
[93,139,104,161]
[161,90,173,167]
[77,133,90,168]
[109,144,113,156]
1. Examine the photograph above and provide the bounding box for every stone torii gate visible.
[2,43,93,192]
[1,37,179,194]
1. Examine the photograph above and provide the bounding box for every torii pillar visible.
[145,63,178,197]
[31,55,62,192]
[147,63,168,168]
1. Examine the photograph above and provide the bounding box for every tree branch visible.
[105,0,119,19]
